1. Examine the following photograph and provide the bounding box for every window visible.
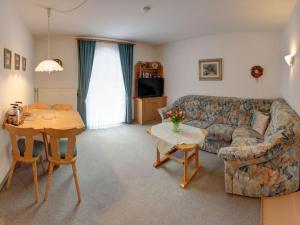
[86,42,125,129]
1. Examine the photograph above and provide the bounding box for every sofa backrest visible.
[171,95,241,126]
[170,96,293,130]
[238,99,274,126]
[265,100,300,139]
[202,96,241,125]
[171,95,208,121]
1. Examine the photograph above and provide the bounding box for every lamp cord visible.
[47,8,51,59]
[41,0,88,59]
[32,0,88,14]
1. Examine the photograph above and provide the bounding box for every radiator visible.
[35,88,77,110]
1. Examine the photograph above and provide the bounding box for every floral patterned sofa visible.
[158,95,300,197]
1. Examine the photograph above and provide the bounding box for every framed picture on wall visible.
[15,53,20,70]
[199,58,223,81]
[4,48,12,69]
[22,56,26,71]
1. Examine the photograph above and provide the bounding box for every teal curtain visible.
[119,44,134,124]
[77,40,96,125]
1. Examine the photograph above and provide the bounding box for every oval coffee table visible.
[147,122,208,188]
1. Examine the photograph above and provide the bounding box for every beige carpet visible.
[0,124,259,225]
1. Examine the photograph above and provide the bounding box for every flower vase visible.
[172,122,181,133]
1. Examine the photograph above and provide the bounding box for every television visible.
[138,78,164,98]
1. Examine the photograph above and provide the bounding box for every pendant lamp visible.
[35,8,63,73]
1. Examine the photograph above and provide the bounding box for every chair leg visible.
[72,163,81,202]
[40,155,46,173]
[32,162,40,203]
[44,163,54,201]
[6,159,17,190]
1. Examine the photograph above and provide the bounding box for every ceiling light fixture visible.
[34,0,89,74]
[284,54,295,67]
[142,6,151,13]
[35,8,63,73]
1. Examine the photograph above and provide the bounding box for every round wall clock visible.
[251,65,264,79]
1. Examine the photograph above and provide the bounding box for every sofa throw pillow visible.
[251,110,270,136]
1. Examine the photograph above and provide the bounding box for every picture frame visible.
[22,56,26,71]
[15,53,20,70]
[4,48,12,69]
[199,58,223,81]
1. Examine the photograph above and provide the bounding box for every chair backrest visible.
[30,103,49,109]
[45,128,84,162]
[51,104,73,111]
[6,124,42,159]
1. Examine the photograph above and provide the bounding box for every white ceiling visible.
[13,0,297,45]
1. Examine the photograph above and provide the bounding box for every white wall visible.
[281,0,300,115]
[158,32,282,103]
[35,36,78,108]
[34,37,158,109]
[0,0,34,184]
[35,36,78,89]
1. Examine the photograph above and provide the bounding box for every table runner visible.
[151,122,205,154]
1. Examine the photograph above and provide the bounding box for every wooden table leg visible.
[180,145,200,188]
[180,151,189,188]
[153,147,170,168]
[42,133,48,158]
[195,144,200,169]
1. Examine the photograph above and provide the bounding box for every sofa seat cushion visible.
[207,124,235,142]
[231,137,264,147]
[231,126,264,147]
[232,126,264,140]
[183,120,212,129]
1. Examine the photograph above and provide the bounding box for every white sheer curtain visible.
[86,42,125,129]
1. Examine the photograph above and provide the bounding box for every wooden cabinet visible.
[133,61,167,125]
[135,96,167,125]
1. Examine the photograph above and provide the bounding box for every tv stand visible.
[135,96,167,125]
[134,61,167,125]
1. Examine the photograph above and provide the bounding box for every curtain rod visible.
[76,36,135,45]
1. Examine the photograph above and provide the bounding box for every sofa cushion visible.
[232,126,264,140]
[231,126,264,147]
[238,99,274,126]
[184,120,212,129]
[265,100,300,139]
[207,124,235,142]
[182,96,208,120]
[231,137,264,147]
[202,96,241,126]
[251,110,270,135]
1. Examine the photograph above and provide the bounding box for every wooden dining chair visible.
[51,104,73,111]
[29,103,49,109]
[6,125,46,203]
[44,128,84,202]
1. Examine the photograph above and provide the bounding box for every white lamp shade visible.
[35,59,63,73]
[284,54,294,66]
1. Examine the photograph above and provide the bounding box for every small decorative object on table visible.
[166,109,185,132]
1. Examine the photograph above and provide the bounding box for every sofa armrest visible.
[157,106,170,122]
[218,143,275,161]
[218,130,289,165]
